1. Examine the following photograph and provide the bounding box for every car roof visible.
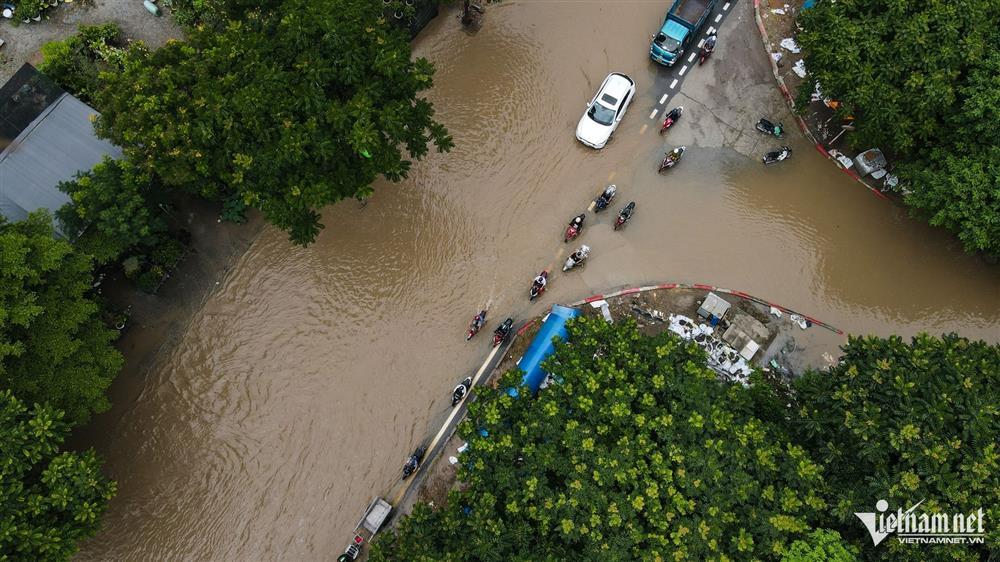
[600,73,634,102]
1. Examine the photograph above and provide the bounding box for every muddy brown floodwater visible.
[76,2,999,560]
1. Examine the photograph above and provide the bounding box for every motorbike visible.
[594,184,617,212]
[452,376,472,406]
[529,270,549,301]
[699,34,717,65]
[659,106,683,134]
[563,245,590,271]
[401,446,427,480]
[658,146,686,173]
[466,309,487,340]
[762,146,793,165]
[564,213,585,243]
[493,318,514,347]
[755,118,784,138]
[614,201,635,230]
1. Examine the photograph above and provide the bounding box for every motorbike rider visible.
[472,310,486,330]
[619,202,635,220]
[595,186,615,209]
[570,245,591,264]
[703,33,717,54]
[532,273,547,292]
[569,214,585,229]
[494,318,513,340]
[665,106,682,123]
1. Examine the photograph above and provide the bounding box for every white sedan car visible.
[575,72,636,149]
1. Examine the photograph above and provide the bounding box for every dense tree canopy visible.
[0,213,122,425]
[797,0,1000,255]
[375,321,999,561]
[57,157,168,265]
[792,333,1000,561]
[0,390,116,560]
[94,0,452,245]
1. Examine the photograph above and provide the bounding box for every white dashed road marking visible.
[659,94,668,104]
[715,13,722,22]
[679,65,688,76]
[723,2,730,10]
[707,26,715,34]
[670,78,678,89]
[649,109,659,120]
[698,39,705,48]
[688,52,697,63]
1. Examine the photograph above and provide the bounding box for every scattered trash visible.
[828,149,855,169]
[789,314,809,330]
[822,352,837,366]
[771,52,783,64]
[668,314,751,385]
[632,306,666,323]
[811,82,824,102]
[771,7,785,14]
[792,59,807,78]
[769,306,783,318]
[779,38,801,53]
[590,300,614,323]
[448,456,459,465]
[457,442,469,454]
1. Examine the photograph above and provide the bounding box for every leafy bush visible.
[135,266,165,293]
[39,23,128,104]
[150,237,186,269]
[0,391,117,559]
[220,195,248,224]
[11,0,47,21]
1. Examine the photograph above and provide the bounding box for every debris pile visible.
[667,314,753,385]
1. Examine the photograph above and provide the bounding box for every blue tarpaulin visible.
[515,305,580,394]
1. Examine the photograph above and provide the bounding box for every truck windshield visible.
[588,103,616,126]
[654,32,680,53]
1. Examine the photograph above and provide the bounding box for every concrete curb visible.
[751,0,890,202]
[564,281,844,335]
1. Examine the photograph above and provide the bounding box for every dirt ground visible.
[0,0,180,82]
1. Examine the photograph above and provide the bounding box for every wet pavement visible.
[76,2,999,560]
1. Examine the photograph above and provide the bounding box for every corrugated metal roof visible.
[0,93,122,234]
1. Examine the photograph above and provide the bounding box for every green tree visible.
[0,213,123,425]
[0,390,116,560]
[374,318,829,560]
[57,157,168,264]
[792,334,1000,561]
[782,529,857,562]
[798,1,1000,255]
[38,23,132,105]
[95,0,452,245]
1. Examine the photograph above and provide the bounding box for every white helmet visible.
[580,245,590,253]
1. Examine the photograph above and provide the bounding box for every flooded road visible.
[77,2,999,560]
